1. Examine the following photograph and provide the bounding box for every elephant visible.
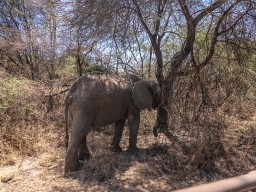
[64,73,161,172]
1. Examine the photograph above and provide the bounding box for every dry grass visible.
[0,69,67,167]
[0,69,255,191]
[0,71,41,166]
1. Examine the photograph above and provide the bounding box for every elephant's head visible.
[132,80,161,111]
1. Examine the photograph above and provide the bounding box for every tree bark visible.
[148,46,152,78]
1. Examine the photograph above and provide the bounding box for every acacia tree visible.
[130,0,256,135]
[66,1,255,138]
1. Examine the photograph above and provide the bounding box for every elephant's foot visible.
[65,153,82,172]
[64,160,82,172]
[126,146,139,154]
[110,145,122,152]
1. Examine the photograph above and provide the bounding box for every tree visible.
[45,0,59,79]
[0,0,43,79]
[130,0,256,135]
[0,0,61,80]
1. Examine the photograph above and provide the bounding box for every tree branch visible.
[131,0,153,38]
[198,0,242,70]
[178,0,192,23]
[194,0,227,26]
[155,0,168,44]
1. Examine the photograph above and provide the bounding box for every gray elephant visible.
[64,73,161,172]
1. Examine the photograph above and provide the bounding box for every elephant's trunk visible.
[153,106,169,137]
[153,106,178,143]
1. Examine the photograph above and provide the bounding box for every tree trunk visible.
[49,1,57,80]
[76,55,83,77]
[152,42,164,88]
[148,46,152,78]
[151,41,172,136]
[153,52,184,136]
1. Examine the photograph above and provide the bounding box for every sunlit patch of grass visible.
[37,152,59,167]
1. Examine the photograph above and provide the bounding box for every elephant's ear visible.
[132,80,152,110]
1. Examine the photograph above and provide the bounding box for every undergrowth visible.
[0,70,47,166]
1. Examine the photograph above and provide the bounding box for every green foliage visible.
[82,64,107,74]
[58,56,107,76]
[62,63,77,74]
[57,56,76,76]
[0,79,21,93]
[65,56,76,66]
[0,71,38,118]
[0,77,22,109]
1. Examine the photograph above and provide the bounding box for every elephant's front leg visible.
[127,110,140,153]
[111,119,125,152]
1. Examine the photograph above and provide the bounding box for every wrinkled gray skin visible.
[64,73,161,172]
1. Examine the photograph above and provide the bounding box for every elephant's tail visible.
[64,96,70,152]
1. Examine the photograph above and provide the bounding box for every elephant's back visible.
[69,73,132,108]
[76,73,131,92]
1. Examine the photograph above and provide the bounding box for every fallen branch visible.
[45,88,70,97]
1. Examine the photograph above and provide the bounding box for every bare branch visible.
[131,0,153,38]
[198,0,243,70]
[194,0,227,26]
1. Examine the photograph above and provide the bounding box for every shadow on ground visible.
[61,140,235,191]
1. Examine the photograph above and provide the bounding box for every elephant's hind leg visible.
[111,119,125,152]
[65,113,91,172]
[78,136,91,160]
